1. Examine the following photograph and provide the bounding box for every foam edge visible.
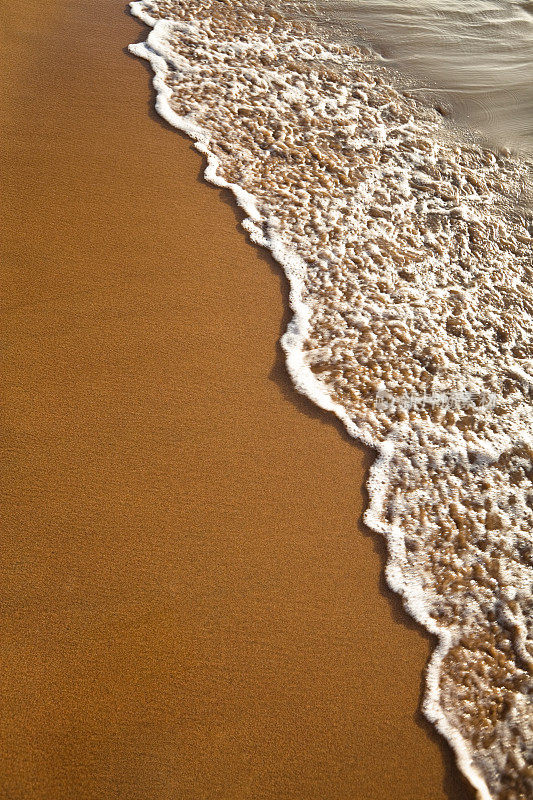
[127,3,493,798]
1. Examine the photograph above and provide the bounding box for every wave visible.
[314,0,533,158]
[128,1,533,797]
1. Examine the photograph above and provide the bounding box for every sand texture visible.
[1,2,475,799]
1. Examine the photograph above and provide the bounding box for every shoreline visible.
[1,2,475,799]
[127,6,488,796]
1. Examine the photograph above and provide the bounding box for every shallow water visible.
[129,1,532,798]
[317,0,533,157]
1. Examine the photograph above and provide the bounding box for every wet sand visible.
[1,2,475,799]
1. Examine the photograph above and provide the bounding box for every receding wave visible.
[128,1,533,797]
[315,0,533,157]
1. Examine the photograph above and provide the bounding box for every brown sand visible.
[1,3,475,799]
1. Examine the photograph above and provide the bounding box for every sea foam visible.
[129,2,533,797]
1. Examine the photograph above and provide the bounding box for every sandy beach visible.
[1,2,476,798]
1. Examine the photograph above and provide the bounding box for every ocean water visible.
[128,2,533,798]
[316,0,533,157]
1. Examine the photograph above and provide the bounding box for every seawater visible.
[316,0,533,158]
[128,1,533,798]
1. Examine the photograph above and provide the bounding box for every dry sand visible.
[1,2,476,799]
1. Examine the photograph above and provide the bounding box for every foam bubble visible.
[129,2,533,797]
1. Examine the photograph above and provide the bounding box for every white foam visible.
[129,3,532,797]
